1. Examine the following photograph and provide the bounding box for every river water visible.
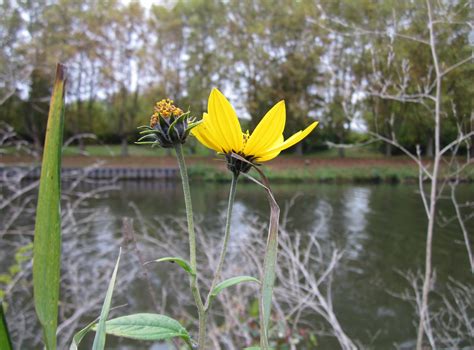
[91,181,472,349]
[3,180,473,349]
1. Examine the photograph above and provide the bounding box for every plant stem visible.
[175,143,197,271]
[174,143,205,349]
[204,172,239,311]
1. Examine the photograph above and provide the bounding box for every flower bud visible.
[137,99,201,148]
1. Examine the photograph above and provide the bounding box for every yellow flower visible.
[192,88,318,173]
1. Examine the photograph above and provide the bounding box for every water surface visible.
[91,181,472,348]
[3,180,472,348]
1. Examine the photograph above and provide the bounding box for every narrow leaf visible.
[33,63,67,350]
[184,120,203,137]
[92,248,122,350]
[139,129,157,135]
[134,141,157,145]
[69,318,99,350]
[169,112,190,135]
[154,257,195,276]
[232,153,280,350]
[210,276,260,298]
[137,134,156,142]
[0,303,13,350]
[92,313,190,343]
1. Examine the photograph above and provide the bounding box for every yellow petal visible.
[244,101,285,156]
[208,88,243,153]
[255,150,282,162]
[200,112,223,148]
[192,118,222,152]
[254,135,284,162]
[259,121,319,158]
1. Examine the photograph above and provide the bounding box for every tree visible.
[225,1,323,155]
[319,1,473,348]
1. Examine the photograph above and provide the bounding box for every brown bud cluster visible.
[150,99,184,127]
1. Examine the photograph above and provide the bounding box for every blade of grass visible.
[0,303,13,350]
[33,63,67,350]
[92,248,122,350]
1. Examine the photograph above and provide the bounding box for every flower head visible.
[192,88,318,175]
[137,99,200,148]
[150,99,184,126]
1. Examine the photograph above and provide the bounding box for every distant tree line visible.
[1,0,471,156]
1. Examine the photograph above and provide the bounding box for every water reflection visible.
[312,198,333,239]
[342,187,371,261]
[228,201,253,252]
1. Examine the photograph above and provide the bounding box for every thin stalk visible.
[174,143,205,349]
[191,172,239,349]
[204,172,239,310]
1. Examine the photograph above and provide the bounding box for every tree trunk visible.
[426,136,434,158]
[77,99,85,152]
[121,136,128,156]
[294,142,303,156]
[470,111,474,156]
[385,142,392,157]
[336,129,345,158]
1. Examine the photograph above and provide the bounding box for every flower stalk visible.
[204,172,239,311]
[174,143,206,349]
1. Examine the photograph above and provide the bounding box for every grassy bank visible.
[187,164,429,184]
[3,144,472,183]
[3,144,384,158]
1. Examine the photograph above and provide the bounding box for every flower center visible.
[150,99,184,127]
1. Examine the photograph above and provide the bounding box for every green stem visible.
[204,172,239,311]
[174,143,205,349]
[175,143,196,271]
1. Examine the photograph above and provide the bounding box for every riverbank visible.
[2,153,472,183]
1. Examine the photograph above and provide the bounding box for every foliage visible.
[92,249,121,350]
[32,63,66,350]
[2,0,470,156]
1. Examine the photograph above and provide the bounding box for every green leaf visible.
[69,318,99,350]
[33,63,66,350]
[0,303,13,350]
[0,274,12,284]
[210,276,260,299]
[235,153,280,350]
[92,248,122,350]
[93,313,191,344]
[154,257,195,276]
